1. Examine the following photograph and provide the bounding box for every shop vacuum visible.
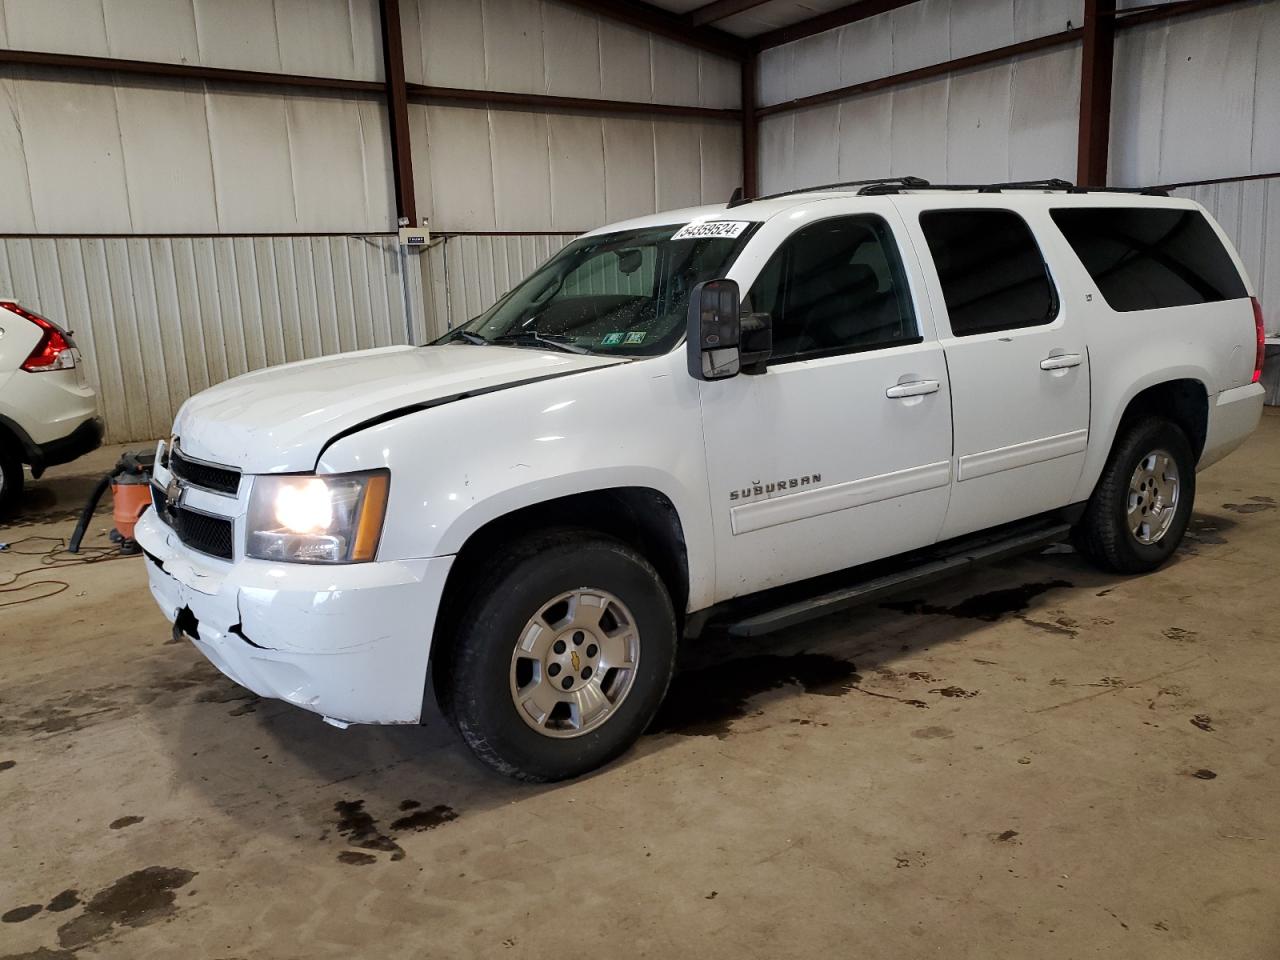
[68,450,155,555]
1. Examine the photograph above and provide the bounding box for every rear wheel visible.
[0,442,23,518]
[1077,417,1196,573]
[435,530,677,782]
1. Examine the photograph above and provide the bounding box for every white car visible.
[0,300,102,515]
[137,180,1266,781]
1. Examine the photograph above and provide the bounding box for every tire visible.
[1076,416,1196,574]
[0,442,23,518]
[435,529,677,782]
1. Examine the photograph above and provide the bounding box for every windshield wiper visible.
[491,331,591,355]
[446,329,490,346]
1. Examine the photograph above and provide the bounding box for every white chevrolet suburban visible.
[137,179,1266,781]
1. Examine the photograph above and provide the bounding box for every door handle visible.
[1040,353,1083,371]
[886,379,940,399]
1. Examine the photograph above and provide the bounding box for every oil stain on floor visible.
[881,580,1073,622]
[649,653,861,739]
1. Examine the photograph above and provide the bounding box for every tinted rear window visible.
[919,209,1058,336]
[1050,207,1247,312]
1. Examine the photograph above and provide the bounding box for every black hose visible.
[67,469,121,554]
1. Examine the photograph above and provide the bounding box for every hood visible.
[174,343,627,472]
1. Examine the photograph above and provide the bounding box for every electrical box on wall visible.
[398,226,430,249]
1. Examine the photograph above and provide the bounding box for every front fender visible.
[318,354,718,610]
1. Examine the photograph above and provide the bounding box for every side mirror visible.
[686,280,772,381]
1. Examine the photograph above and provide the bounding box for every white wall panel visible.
[1111,2,1279,187]
[654,121,702,211]
[490,110,554,230]
[0,235,414,442]
[600,20,654,102]
[3,0,108,58]
[0,0,383,80]
[603,117,657,222]
[757,0,1083,107]
[549,114,607,231]
[0,71,393,235]
[1008,44,1080,181]
[946,63,1012,182]
[758,45,1079,192]
[114,80,219,234]
[8,71,133,235]
[543,2,602,97]
[417,104,497,231]
[402,0,739,108]
[413,104,740,231]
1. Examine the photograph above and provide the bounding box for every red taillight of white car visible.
[1252,296,1267,384]
[1,300,77,372]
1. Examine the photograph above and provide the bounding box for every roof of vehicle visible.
[581,180,1199,239]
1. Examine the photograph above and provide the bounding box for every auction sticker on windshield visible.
[671,220,751,241]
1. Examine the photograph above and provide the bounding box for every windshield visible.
[442,222,758,356]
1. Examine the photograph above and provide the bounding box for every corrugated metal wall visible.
[755,0,1084,192]
[0,235,421,442]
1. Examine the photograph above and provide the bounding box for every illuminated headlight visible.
[246,470,390,564]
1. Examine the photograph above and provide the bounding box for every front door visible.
[699,210,954,602]
[907,205,1091,539]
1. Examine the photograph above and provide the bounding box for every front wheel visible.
[436,530,677,782]
[1076,417,1196,573]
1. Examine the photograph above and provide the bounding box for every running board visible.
[724,522,1072,637]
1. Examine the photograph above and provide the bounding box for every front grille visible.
[152,485,235,561]
[170,445,240,495]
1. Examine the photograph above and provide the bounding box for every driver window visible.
[748,215,920,363]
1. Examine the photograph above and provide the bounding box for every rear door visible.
[902,202,1091,539]
[700,201,954,600]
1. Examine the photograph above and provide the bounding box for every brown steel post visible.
[378,0,417,226]
[1077,0,1116,187]
[741,54,758,198]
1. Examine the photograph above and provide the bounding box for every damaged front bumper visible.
[135,507,454,725]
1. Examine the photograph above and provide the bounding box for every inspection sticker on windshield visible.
[601,332,625,345]
[671,220,751,241]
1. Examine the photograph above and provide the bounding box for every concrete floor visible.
[2,413,1278,960]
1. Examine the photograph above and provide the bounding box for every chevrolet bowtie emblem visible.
[570,650,581,672]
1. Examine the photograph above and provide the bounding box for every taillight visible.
[1,301,77,372]
[1252,296,1266,384]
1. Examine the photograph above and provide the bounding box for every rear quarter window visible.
[1050,207,1247,312]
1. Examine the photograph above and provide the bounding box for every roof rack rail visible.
[726,176,930,208]
[858,178,1169,197]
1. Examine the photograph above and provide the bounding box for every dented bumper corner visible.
[136,507,453,725]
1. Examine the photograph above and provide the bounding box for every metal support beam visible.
[557,0,749,59]
[754,0,922,50]
[0,46,383,95]
[756,29,1082,118]
[687,0,772,26]
[378,0,417,227]
[741,54,758,198]
[406,84,740,122]
[1076,0,1116,187]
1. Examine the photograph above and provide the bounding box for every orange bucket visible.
[112,475,152,541]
